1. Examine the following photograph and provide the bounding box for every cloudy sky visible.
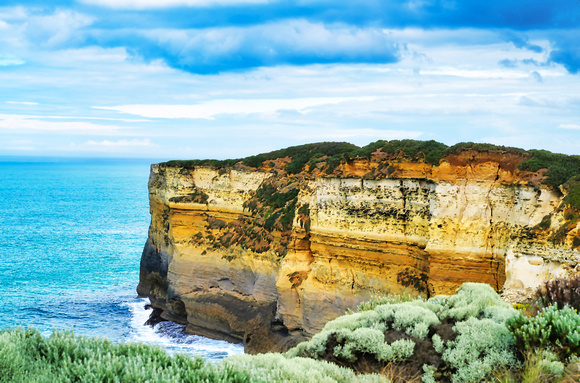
[1,0,579,159]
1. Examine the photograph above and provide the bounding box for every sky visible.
[1,0,579,160]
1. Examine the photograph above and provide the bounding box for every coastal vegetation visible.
[0,328,381,383]
[3,278,580,382]
[163,139,580,210]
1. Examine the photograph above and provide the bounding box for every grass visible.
[494,350,580,383]
[0,328,381,383]
[0,327,249,383]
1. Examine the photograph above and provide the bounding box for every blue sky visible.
[1,0,579,159]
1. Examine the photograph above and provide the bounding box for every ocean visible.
[0,157,243,360]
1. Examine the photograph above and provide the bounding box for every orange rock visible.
[138,155,580,353]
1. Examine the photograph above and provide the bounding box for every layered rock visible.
[138,150,580,353]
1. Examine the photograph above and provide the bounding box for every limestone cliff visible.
[138,143,580,353]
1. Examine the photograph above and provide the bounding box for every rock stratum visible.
[137,141,580,353]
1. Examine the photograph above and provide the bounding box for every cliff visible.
[137,141,580,353]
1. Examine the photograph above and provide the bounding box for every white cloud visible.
[80,138,154,147]
[5,145,36,151]
[24,10,94,48]
[420,68,532,79]
[79,0,271,9]
[294,128,423,141]
[0,56,25,66]
[95,97,376,119]
[0,115,127,134]
[0,113,148,123]
[559,124,580,130]
[6,101,39,105]
[4,140,36,152]
[71,139,156,152]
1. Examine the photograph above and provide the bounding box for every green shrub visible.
[255,186,299,210]
[380,139,448,165]
[507,304,580,361]
[374,303,440,339]
[297,203,310,217]
[446,142,525,156]
[537,215,552,230]
[332,328,415,362]
[518,150,580,189]
[287,303,424,364]
[493,349,579,383]
[563,176,580,211]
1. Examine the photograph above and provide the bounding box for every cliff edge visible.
[137,140,580,353]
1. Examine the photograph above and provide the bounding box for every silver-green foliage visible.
[333,328,415,362]
[222,353,386,383]
[432,334,445,354]
[535,351,565,376]
[442,317,517,383]
[289,283,521,383]
[288,300,442,365]
[434,282,515,322]
[355,293,416,312]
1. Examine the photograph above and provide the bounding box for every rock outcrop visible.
[137,147,580,353]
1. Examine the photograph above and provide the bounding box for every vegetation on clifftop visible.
[162,139,580,190]
[164,140,580,221]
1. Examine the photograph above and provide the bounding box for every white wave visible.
[125,298,244,361]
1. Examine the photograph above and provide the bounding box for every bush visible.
[507,304,580,361]
[563,176,580,211]
[518,150,580,189]
[537,215,552,230]
[434,282,515,322]
[354,293,416,313]
[493,350,576,383]
[442,317,517,383]
[371,140,449,165]
[286,302,430,365]
[446,142,525,156]
[288,283,520,382]
[221,353,383,383]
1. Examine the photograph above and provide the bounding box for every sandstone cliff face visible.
[138,151,580,353]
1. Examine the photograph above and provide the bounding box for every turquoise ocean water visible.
[0,158,243,360]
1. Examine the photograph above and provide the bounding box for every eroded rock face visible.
[138,153,580,353]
